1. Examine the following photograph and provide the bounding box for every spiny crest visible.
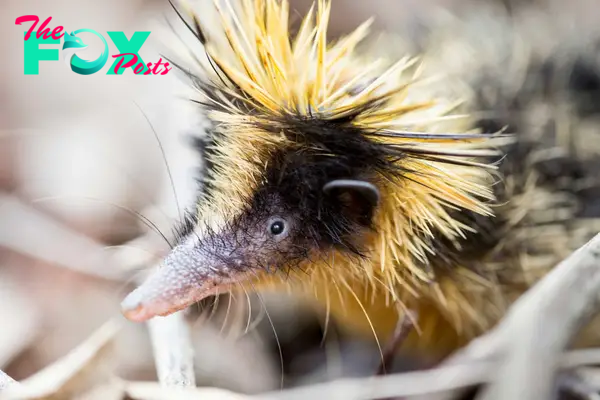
[181,0,471,125]
[174,0,508,297]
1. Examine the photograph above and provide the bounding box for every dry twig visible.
[133,264,196,388]
[147,313,196,387]
[478,233,600,400]
[261,361,494,400]
[123,381,250,399]
[0,370,18,392]
[0,320,119,399]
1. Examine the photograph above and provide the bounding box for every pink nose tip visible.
[120,289,153,322]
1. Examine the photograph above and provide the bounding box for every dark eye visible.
[270,220,285,236]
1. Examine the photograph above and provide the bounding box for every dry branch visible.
[261,361,494,400]
[258,350,600,400]
[412,321,507,400]
[133,264,196,388]
[0,320,119,399]
[147,313,196,387]
[478,233,600,400]
[123,381,249,399]
[0,370,18,392]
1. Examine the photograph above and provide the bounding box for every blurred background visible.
[1,0,600,398]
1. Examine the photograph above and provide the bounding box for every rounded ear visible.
[322,179,380,225]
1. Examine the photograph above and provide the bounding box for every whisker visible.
[31,195,174,248]
[248,283,285,390]
[167,0,205,44]
[339,279,384,368]
[101,244,161,259]
[245,294,267,335]
[112,268,155,300]
[219,293,234,335]
[320,251,333,346]
[209,289,221,322]
[133,101,183,224]
[239,284,254,334]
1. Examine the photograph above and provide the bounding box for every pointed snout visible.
[120,288,151,322]
[120,244,232,322]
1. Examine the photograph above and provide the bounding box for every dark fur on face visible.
[181,111,416,275]
[169,158,378,280]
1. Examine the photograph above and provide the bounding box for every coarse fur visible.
[186,1,502,350]
[168,0,507,355]
[387,0,600,348]
[122,0,600,360]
